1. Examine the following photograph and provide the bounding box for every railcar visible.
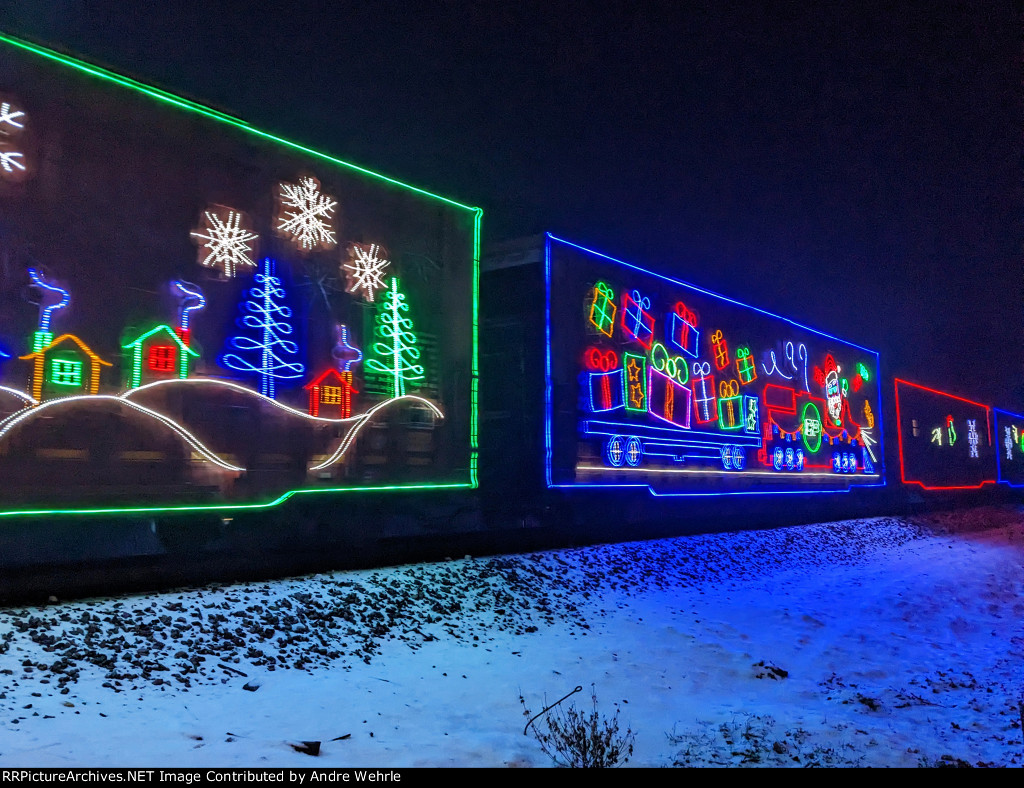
[478,236,1020,541]
[481,235,887,540]
[0,33,480,593]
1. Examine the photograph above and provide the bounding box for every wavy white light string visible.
[0,379,443,474]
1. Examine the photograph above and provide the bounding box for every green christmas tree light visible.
[366,277,424,398]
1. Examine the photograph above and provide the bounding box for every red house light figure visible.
[306,323,363,417]
[305,368,358,418]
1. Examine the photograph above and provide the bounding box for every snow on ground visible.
[1,507,1022,767]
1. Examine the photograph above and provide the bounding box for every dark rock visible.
[290,741,320,756]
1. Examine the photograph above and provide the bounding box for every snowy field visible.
[1,506,1023,768]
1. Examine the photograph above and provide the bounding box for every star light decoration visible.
[0,99,27,177]
[343,242,391,302]
[191,208,259,279]
[277,176,337,251]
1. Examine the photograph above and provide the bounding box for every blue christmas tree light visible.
[220,258,304,399]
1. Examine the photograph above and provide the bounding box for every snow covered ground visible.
[1,506,1022,768]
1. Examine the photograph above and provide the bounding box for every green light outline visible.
[650,340,688,385]
[32,330,53,353]
[469,208,481,488]
[622,352,647,412]
[0,31,482,514]
[50,357,83,387]
[801,401,823,454]
[588,281,616,336]
[123,324,200,388]
[717,393,743,431]
[122,324,199,356]
[0,32,479,212]
[0,482,474,519]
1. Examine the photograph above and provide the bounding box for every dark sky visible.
[1,1,1021,405]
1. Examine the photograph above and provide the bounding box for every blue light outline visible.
[544,236,554,487]
[993,407,1024,487]
[550,235,880,352]
[604,434,626,467]
[220,258,304,399]
[335,324,363,372]
[173,280,206,332]
[587,369,625,413]
[624,436,643,467]
[27,268,70,331]
[743,394,760,435]
[544,233,886,495]
[669,312,700,357]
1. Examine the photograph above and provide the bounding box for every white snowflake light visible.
[0,99,27,180]
[277,176,337,251]
[0,148,25,173]
[0,102,25,131]
[191,208,259,279]
[343,242,391,302]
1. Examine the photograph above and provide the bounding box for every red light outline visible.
[621,291,655,349]
[668,301,699,356]
[147,344,176,373]
[893,378,996,491]
[763,384,797,414]
[304,367,359,418]
[710,329,729,370]
[584,346,618,372]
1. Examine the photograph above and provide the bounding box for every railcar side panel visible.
[893,379,996,491]
[546,236,885,496]
[0,36,479,518]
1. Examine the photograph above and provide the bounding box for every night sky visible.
[1,1,1020,406]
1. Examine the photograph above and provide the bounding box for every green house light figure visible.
[122,325,199,389]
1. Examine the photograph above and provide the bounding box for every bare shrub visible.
[520,684,636,768]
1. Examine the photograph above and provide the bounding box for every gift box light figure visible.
[621,289,655,348]
[711,330,729,370]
